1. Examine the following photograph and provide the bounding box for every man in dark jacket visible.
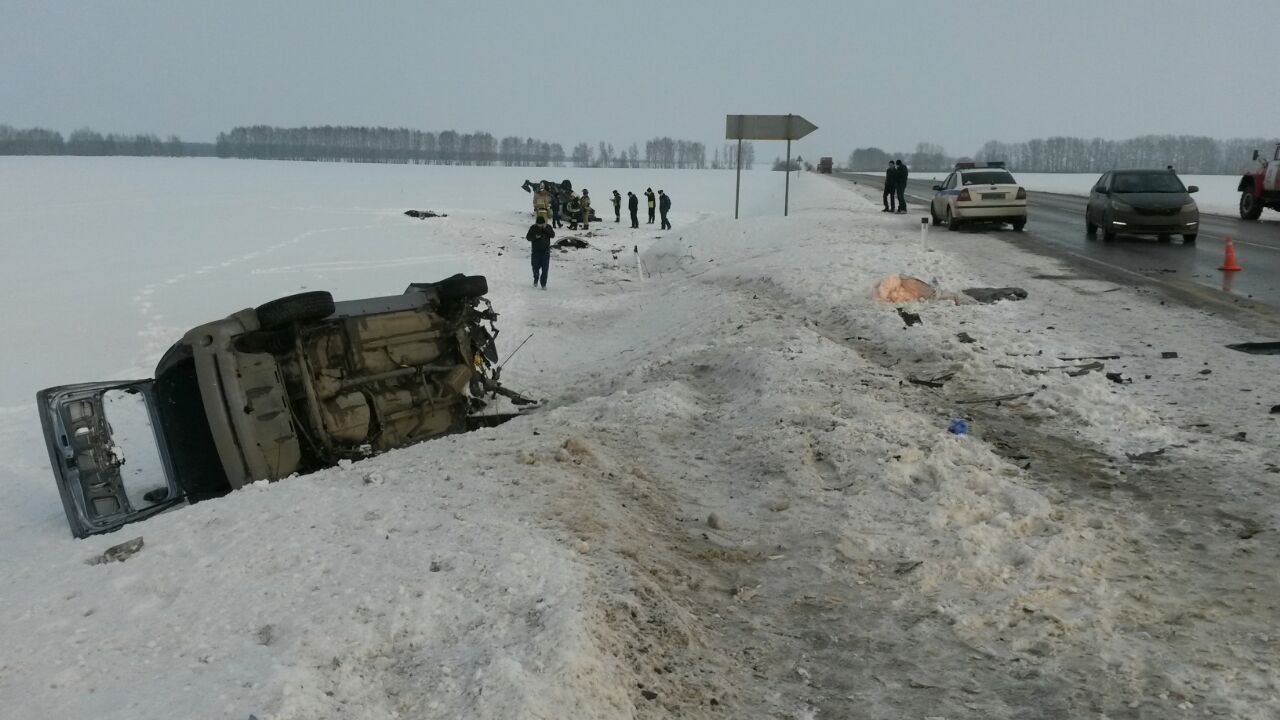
[883,162,897,212]
[550,192,562,227]
[658,190,672,230]
[894,159,908,213]
[627,191,640,228]
[611,190,622,223]
[526,215,554,289]
[645,188,656,223]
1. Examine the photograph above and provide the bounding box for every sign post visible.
[725,113,818,219]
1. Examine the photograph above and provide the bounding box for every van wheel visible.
[255,291,335,330]
[1240,191,1264,220]
[946,207,960,231]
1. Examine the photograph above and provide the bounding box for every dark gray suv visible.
[1085,169,1200,243]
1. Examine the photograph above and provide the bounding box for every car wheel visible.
[1240,191,1264,221]
[1011,218,1026,232]
[1085,217,1097,235]
[234,328,296,355]
[1102,230,1116,242]
[946,207,959,231]
[930,205,942,226]
[1183,233,1197,244]
[433,274,489,302]
[255,291,336,330]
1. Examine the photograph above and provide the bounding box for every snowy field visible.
[910,171,1244,216]
[1,158,1279,719]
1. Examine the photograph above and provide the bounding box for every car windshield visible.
[961,171,1016,185]
[1111,172,1186,193]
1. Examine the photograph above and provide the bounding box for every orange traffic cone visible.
[1219,236,1243,272]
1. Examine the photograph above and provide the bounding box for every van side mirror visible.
[1187,185,1199,194]
[932,184,943,191]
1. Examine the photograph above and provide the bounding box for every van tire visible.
[255,291,335,330]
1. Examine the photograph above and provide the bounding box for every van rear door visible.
[36,381,184,538]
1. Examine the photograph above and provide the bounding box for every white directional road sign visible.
[725,114,818,218]
[725,114,818,141]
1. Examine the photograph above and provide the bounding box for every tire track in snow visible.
[127,221,394,374]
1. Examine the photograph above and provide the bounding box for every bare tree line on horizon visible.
[847,135,1279,175]
[0,123,756,170]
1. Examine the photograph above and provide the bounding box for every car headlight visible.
[1181,203,1197,213]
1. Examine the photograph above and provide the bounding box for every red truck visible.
[817,157,833,174]
[1238,143,1280,219]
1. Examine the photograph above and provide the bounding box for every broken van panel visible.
[37,275,531,538]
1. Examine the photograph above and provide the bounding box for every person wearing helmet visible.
[580,189,592,230]
[645,188,656,224]
[611,190,622,223]
[532,182,550,222]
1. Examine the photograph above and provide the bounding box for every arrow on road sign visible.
[725,114,818,141]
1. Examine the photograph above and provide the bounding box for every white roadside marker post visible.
[634,244,646,282]
[920,216,929,250]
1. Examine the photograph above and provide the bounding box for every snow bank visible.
[1,159,1277,719]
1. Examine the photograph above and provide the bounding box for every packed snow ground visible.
[1,159,1278,719]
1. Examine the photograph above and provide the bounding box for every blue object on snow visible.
[947,418,968,435]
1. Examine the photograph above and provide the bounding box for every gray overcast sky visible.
[0,0,1268,160]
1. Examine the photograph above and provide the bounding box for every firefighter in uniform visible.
[580,189,592,230]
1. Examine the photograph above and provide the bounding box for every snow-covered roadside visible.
[1,161,1278,718]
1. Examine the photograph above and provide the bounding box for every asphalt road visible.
[837,172,1280,317]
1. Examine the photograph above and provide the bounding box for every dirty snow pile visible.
[0,159,1277,719]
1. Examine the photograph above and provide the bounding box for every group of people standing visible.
[531,183,596,230]
[882,159,909,213]
[531,183,672,231]
[620,188,671,229]
[526,182,674,290]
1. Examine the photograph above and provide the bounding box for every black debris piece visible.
[957,332,976,344]
[897,307,922,327]
[554,237,590,249]
[1161,351,1179,359]
[1226,342,1280,355]
[404,209,448,219]
[962,287,1028,303]
[1126,448,1166,464]
[1198,369,1212,375]
[1105,372,1131,384]
[1058,354,1121,361]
